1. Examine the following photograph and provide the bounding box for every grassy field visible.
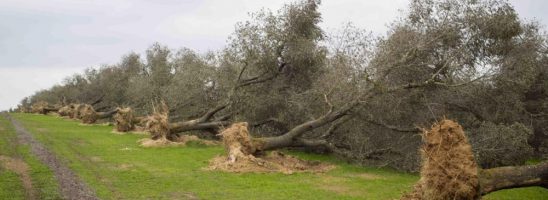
[0,114,61,199]
[4,113,547,199]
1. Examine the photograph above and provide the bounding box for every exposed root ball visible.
[219,122,258,162]
[209,122,333,174]
[113,107,134,132]
[401,120,479,200]
[67,104,78,118]
[58,105,72,117]
[30,101,49,114]
[143,112,170,140]
[68,104,85,119]
[206,151,334,174]
[80,104,98,124]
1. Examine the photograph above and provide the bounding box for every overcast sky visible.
[0,0,546,111]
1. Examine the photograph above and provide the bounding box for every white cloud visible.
[0,0,546,111]
[0,67,83,110]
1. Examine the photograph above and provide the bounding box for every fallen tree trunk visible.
[144,103,230,140]
[249,89,375,152]
[80,104,118,124]
[401,120,547,200]
[479,162,548,195]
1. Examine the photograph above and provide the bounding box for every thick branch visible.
[236,72,279,89]
[198,104,228,122]
[446,102,486,121]
[479,162,548,195]
[89,95,105,106]
[260,90,371,150]
[96,109,119,119]
[364,118,420,133]
[169,120,230,134]
[43,107,60,113]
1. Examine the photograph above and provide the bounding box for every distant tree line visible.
[18,0,547,172]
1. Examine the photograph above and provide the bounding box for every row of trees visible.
[18,0,547,172]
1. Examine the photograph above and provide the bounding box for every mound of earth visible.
[206,151,334,174]
[138,135,219,147]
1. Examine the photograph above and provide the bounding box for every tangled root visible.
[401,120,479,200]
[113,107,135,132]
[219,122,258,162]
[140,101,171,140]
[58,105,72,117]
[80,104,98,124]
[208,122,333,174]
[30,101,49,114]
[68,104,85,119]
[143,111,170,140]
[67,104,77,118]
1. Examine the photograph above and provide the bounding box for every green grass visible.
[0,114,61,200]
[9,113,548,199]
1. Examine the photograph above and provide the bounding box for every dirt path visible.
[5,114,99,200]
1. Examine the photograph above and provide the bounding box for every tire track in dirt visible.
[5,113,99,200]
[0,155,35,199]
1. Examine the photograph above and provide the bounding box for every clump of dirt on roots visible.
[138,103,174,147]
[31,101,49,114]
[113,107,135,132]
[143,110,170,140]
[67,104,78,118]
[401,119,479,200]
[206,122,334,174]
[69,104,85,119]
[79,104,98,124]
[57,105,72,117]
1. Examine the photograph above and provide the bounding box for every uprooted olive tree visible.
[401,120,547,199]
[142,102,230,141]
[79,104,119,124]
[18,0,548,173]
[30,101,59,115]
[112,107,147,132]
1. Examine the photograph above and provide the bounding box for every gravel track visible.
[5,113,99,200]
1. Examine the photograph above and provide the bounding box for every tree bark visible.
[96,109,119,119]
[167,104,230,135]
[170,120,231,133]
[256,89,374,151]
[479,162,548,195]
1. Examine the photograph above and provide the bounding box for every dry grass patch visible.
[138,135,219,147]
[206,151,335,174]
[0,155,35,199]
